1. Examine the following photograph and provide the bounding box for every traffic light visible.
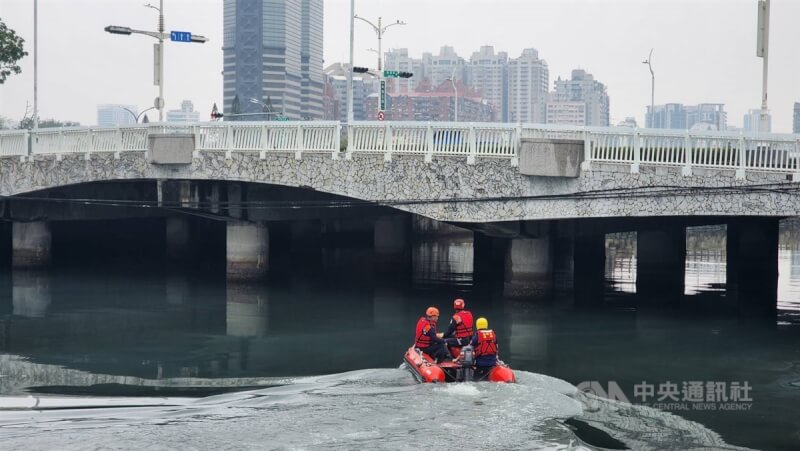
[399,71,413,78]
[352,66,370,73]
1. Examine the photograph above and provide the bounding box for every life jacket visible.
[452,310,474,339]
[415,317,435,348]
[475,329,497,357]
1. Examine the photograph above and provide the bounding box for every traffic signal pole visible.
[354,15,405,119]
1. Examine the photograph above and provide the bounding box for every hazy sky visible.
[1,0,799,131]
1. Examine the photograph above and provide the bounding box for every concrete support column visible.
[473,233,507,284]
[503,236,552,298]
[12,221,52,268]
[574,232,605,304]
[637,227,686,300]
[727,218,779,317]
[226,221,269,281]
[374,215,410,264]
[290,220,322,257]
[553,221,575,292]
[165,216,191,261]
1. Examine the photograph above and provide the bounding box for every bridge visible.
[1,121,799,313]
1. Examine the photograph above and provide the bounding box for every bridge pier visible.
[12,221,52,269]
[637,226,686,300]
[727,218,779,317]
[574,232,606,304]
[503,236,553,298]
[226,221,269,281]
[374,214,410,268]
[165,216,192,261]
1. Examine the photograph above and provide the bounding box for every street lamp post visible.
[104,0,208,122]
[248,98,286,121]
[642,48,654,128]
[757,0,770,133]
[447,66,458,122]
[354,14,406,116]
[122,106,157,124]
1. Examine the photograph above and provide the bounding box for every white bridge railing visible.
[1,121,799,177]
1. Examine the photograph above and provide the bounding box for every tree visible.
[19,117,80,129]
[142,114,150,124]
[0,19,28,84]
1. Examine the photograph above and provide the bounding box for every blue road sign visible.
[170,31,192,42]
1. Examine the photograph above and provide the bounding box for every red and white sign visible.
[377,111,385,121]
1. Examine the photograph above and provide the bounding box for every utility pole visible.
[33,0,38,129]
[105,0,208,122]
[347,0,355,127]
[642,49,654,128]
[757,0,770,133]
[354,15,406,118]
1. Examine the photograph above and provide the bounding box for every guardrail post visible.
[345,122,353,160]
[510,123,521,167]
[425,123,434,163]
[259,124,269,160]
[383,123,393,162]
[736,135,746,179]
[580,129,592,171]
[467,124,477,165]
[192,125,201,159]
[682,132,693,176]
[794,139,800,181]
[225,124,233,160]
[630,129,640,174]
[295,125,304,160]
[24,130,31,162]
[332,123,341,160]
[114,127,123,159]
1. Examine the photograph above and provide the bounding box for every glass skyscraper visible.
[223,0,323,120]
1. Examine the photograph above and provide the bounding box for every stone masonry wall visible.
[0,151,797,223]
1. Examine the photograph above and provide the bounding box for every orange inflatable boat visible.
[403,345,516,383]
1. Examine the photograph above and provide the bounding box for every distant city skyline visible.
[1,0,800,131]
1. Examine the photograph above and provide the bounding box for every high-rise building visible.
[646,103,687,129]
[367,80,495,122]
[97,104,137,126]
[547,69,609,126]
[687,103,726,131]
[423,46,466,91]
[384,48,424,94]
[646,103,726,131]
[545,102,586,126]
[323,63,378,122]
[167,100,201,123]
[793,103,800,133]
[508,48,549,123]
[466,46,508,122]
[743,108,771,132]
[223,0,323,120]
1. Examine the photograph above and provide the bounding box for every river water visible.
[1,220,800,450]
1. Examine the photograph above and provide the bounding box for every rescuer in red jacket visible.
[442,298,475,348]
[414,306,451,362]
[469,317,498,380]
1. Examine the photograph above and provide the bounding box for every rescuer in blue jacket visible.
[414,307,452,363]
[469,317,498,380]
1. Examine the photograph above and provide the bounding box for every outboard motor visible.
[460,345,475,382]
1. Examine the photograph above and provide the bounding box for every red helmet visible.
[453,298,465,310]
